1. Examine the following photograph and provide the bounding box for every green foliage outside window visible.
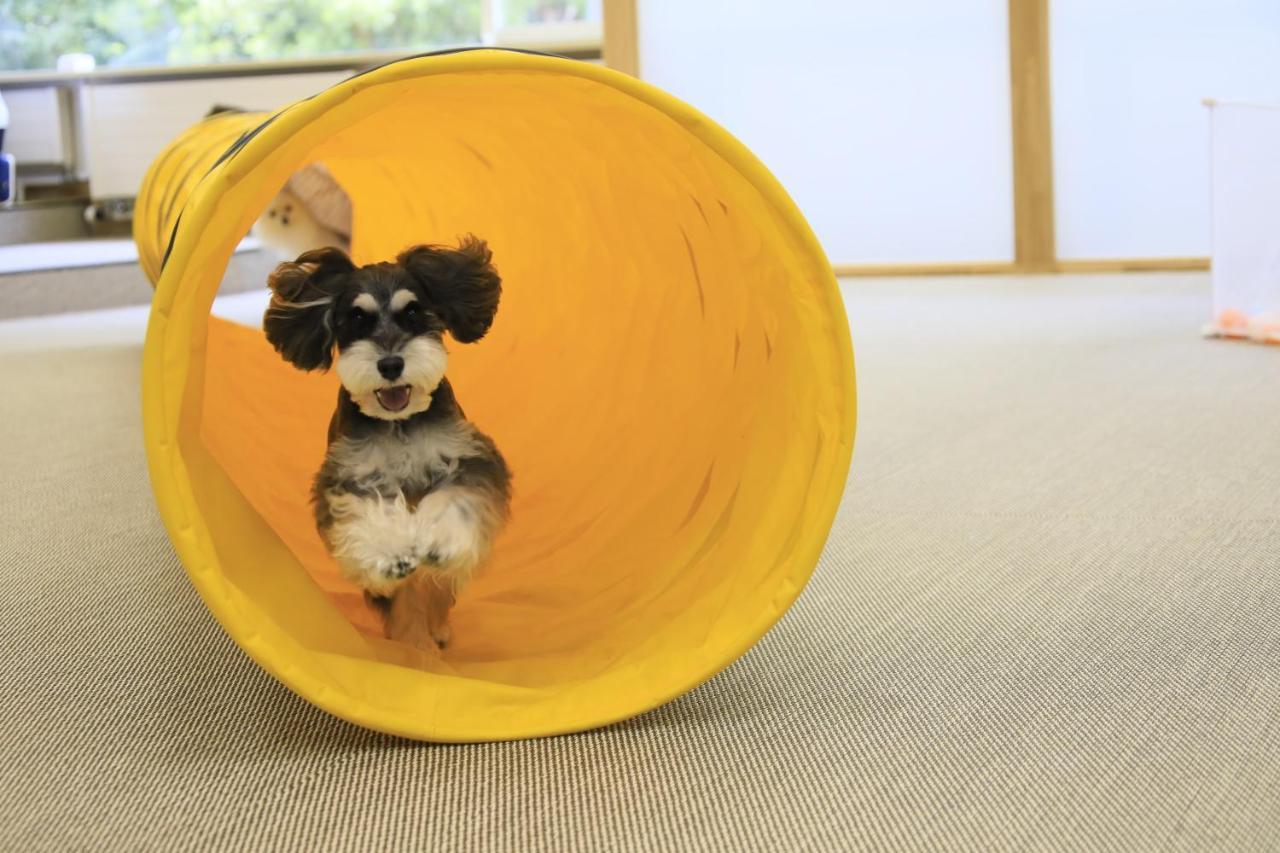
[0,0,482,71]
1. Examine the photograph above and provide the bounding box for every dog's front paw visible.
[379,553,419,580]
[419,543,450,567]
[347,553,420,596]
[411,487,496,580]
[415,521,480,573]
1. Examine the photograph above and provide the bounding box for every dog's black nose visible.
[377,356,404,380]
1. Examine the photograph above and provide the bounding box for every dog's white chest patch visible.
[328,421,479,496]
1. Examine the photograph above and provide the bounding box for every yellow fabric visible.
[139,50,856,742]
[134,110,268,284]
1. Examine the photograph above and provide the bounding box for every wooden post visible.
[603,0,640,77]
[1008,0,1057,271]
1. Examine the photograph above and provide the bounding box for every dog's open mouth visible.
[374,386,412,413]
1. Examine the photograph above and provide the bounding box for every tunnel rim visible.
[142,48,856,741]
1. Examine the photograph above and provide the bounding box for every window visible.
[0,0,484,72]
[489,0,601,50]
[494,0,598,26]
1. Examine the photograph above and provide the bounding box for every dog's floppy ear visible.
[397,235,501,343]
[263,246,354,370]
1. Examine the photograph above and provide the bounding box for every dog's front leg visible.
[379,485,498,650]
[321,490,426,596]
[411,485,501,584]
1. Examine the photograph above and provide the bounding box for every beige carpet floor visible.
[1,272,1278,851]
[0,245,276,321]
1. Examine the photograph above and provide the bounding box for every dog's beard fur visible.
[335,337,448,420]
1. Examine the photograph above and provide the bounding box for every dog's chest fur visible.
[320,419,479,505]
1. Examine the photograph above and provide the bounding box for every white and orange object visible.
[1205,99,1280,345]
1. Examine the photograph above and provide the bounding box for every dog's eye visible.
[400,302,421,319]
[347,307,371,325]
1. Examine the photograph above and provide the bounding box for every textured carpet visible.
[1,272,1278,851]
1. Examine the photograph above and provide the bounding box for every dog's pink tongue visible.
[375,386,411,412]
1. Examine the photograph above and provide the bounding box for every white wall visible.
[86,72,349,198]
[2,71,347,199]
[638,0,1014,265]
[1051,0,1280,259]
[2,88,64,164]
[1207,102,1280,324]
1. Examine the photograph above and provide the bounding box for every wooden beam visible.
[1008,0,1056,271]
[1053,257,1210,273]
[833,262,1018,277]
[603,0,640,77]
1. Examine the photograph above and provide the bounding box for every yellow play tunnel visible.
[139,49,855,742]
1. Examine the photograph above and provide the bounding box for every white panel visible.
[1207,102,1280,340]
[1052,0,1280,259]
[85,72,349,198]
[0,88,64,163]
[638,0,1014,264]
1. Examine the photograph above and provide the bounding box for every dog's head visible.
[263,235,501,420]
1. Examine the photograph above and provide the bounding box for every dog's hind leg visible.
[385,573,457,650]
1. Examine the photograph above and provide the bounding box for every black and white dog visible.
[263,237,510,650]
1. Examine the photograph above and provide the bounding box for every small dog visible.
[253,164,353,260]
[254,186,350,260]
[263,236,510,650]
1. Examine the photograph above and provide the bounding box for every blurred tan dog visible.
[254,163,352,259]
